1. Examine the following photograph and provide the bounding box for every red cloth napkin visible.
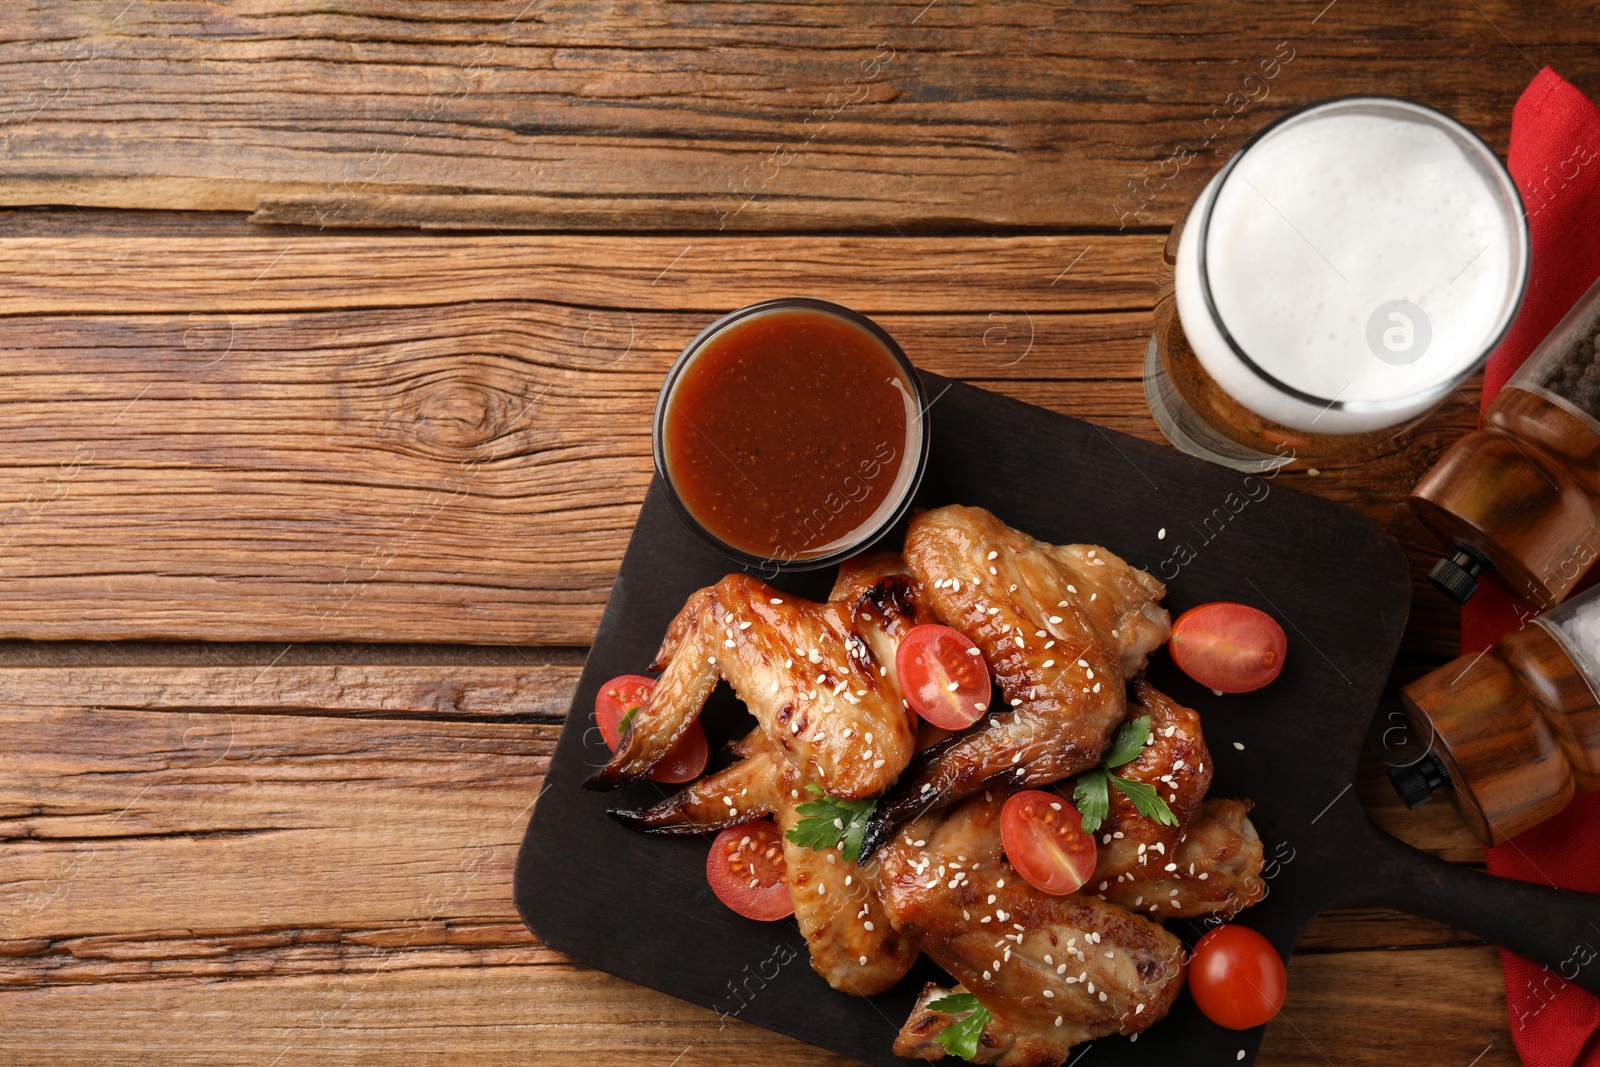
[1460,67,1600,1067]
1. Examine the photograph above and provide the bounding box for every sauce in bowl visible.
[654,299,926,568]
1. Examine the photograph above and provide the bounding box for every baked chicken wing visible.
[1079,680,1264,919]
[587,553,933,798]
[878,792,1186,1063]
[862,506,1171,855]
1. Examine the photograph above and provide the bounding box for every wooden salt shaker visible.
[1393,586,1600,844]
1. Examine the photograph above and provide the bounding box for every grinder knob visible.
[1389,750,1452,809]
[1426,541,1493,604]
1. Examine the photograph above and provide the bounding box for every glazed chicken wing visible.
[1080,680,1264,920]
[878,793,1186,1064]
[776,760,920,995]
[609,727,783,834]
[588,555,933,798]
[862,506,1171,854]
[1097,798,1266,920]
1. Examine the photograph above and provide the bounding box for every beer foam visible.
[1175,101,1525,433]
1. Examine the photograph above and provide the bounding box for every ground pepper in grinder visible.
[1411,274,1600,607]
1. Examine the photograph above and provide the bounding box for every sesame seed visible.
[770,598,783,604]
[987,550,998,560]
[947,680,960,692]
[1136,1003,1145,1014]
[859,955,867,965]
[1098,991,1107,1001]
[1055,1016,1064,1027]
[966,647,981,656]
[1043,990,1054,998]
[983,970,992,980]
[739,621,752,630]
[1048,615,1063,624]
[864,920,875,931]
[1043,659,1055,668]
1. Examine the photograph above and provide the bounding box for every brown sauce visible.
[662,307,916,561]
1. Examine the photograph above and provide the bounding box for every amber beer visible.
[1145,97,1529,471]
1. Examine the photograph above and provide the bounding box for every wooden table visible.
[1,3,1594,1063]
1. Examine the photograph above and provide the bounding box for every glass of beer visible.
[1145,96,1530,471]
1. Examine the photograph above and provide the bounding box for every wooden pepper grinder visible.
[1392,585,1600,844]
[1410,274,1600,608]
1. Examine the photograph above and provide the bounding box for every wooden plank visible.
[0,663,1511,1064]
[0,966,859,1066]
[1259,946,1516,1067]
[0,230,1474,650]
[0,663,575,720]
[0,948,1516,1067]
[0,2,1593,230]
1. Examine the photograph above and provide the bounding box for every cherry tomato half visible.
[999,790,1097,896]
[1188,924,1288,1029]
[1169,602,1287,694]
[706,821,794,921]
[595,674,709,784]
[896,624,993,731]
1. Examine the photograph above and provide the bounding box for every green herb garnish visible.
[615,704,641,739]
[1072,715,1177,832]
[784,784,876,863]
[927,993,990,1060]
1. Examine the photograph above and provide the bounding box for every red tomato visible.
[1169,602,1287,694]
[595,674,709,785]
[999,790,1097,895]
[1189,925,1288,1029]
[896,624,993,731]
[706,821,794,921]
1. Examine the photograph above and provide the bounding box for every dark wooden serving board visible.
[515,373,1600,1066]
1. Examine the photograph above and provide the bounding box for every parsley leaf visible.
[1110,775,1178,826]
[785,784,876,863]
[1071,718,1176,832]
[615,705,641,739]
[927,994,990,1061]
[1073,767,1112,833]
[1101,714,1152,769]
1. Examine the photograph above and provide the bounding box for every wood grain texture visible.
[0,662,1503,1066]
[0,2,1595,232]
[0,230,1475,651]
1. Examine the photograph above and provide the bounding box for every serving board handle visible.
[1349,825,1600,997]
